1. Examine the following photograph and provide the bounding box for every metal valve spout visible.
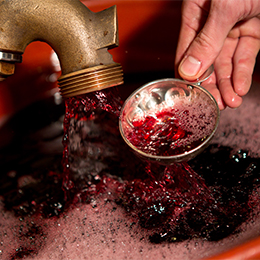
[0,0,123,97]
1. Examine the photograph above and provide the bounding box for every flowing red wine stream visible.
[62,88,123,194]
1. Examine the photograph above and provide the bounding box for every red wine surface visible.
[126,109,200,156]
[122,103,216,156]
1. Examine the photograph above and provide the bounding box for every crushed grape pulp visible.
[0,88,260,258]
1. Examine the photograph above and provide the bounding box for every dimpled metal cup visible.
[119,70,219,165]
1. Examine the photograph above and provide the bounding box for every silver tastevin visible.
[119,66,219,165]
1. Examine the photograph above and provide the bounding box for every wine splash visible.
[60,86,217,237]
[62,86,212,198]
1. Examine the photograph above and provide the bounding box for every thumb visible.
[178,5,234,81]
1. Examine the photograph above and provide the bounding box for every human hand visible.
[175,0,260,110]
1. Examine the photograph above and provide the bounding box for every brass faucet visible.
[0,0,123,97]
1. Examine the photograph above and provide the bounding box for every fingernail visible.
[179,56,201,77]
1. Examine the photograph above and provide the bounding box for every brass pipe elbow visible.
[0,0,123,97]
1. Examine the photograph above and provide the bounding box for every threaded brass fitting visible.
[58,63,123,98]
